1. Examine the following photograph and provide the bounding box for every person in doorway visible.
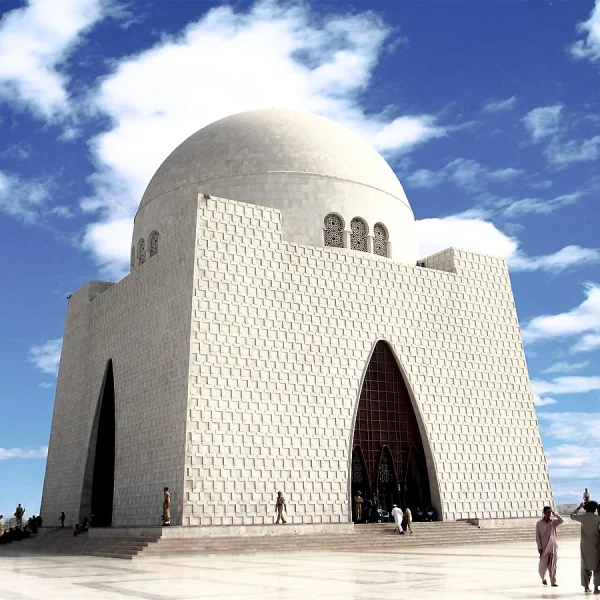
[371,496,380,522]
[404,507,413,535]
[571,501,600,594]
[391,504,404,534]
[584,488,591,505]
[14,504,24,527]
[275,491,287,524]
[536,506,563,587]
[353,491,363,523]
[363,497,372,524]
[162,487,171,526]
[59,512,65,527]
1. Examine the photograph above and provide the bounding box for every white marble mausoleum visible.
[40,109,554,528]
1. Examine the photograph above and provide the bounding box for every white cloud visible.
[38,382,54,389]
[572,333,600,353]
[539,412,600,445]
[78,1,451,279]
[546,135,600,166]
[416,216,517,260]
[28,337,62,376]
[0,171,51,224]
[0,446,48,460]
[482,96,517,113]
[416,216,599,274]
[523,104,563,142]
[544,361,589,374]
[570,0,600,62]
[522,283,600,349]
[406,158,522,192]
[532,376,600,396]
[497,193,581,218]
[534,394,558,407]
[544,444,600,479]
[509,246,600,272]
[0,0,106,119]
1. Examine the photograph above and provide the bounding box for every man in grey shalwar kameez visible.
[570,500,600,593]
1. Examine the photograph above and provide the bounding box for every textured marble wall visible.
[182,195,553,526]
[41,200,198,527]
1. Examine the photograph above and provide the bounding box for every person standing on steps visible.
[14,504,24,528]
[536,506,563,587]
[404,507,413,535]
[275,491,287,524]
[59,512,65,527]
[162,487,171,526]
[584,488,591,505]
[570,501,600,594]
[353,491,363,523]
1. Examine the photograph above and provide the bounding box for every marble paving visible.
[0,539,587,599]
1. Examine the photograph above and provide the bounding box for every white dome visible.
[134,109,418,265]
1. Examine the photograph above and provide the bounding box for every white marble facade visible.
[41,110,553,528]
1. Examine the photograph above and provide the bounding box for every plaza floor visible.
[0,539,587,600]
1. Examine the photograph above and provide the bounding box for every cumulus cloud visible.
[544,443,600,479]
[570,0,600,62]
[28,337,62,376]
[523,105,563,142]
[78,1,451,279]
[482,96,517,113]
[0,446,48,460]
[0,171,51,224]
[0,0,107,119]
[522,283,600,350]
[416,216,599,274]
[539,412,600,445]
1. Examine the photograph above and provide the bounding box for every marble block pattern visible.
[182,195,553,526]
[41,192,553,528]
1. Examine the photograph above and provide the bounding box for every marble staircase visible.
[1,521,582,560]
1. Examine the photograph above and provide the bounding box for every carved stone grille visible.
[373,223,388,257]
[138,239,146,265]
[350,218,368,252]
[149,231,159,257]
[324,214,344,248]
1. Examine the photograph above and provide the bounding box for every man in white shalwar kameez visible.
[570,501,600,593]
[391,504,404,534]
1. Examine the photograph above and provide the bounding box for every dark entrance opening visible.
[351,341,432,519]
[89,361,116,527]
[351,445,370,521]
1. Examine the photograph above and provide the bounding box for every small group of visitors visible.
[536,488,600,593]
[391,504,413,534]
[0,503,40,546]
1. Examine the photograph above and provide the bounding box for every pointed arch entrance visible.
[80,360,116,526]
[351,341,432,518]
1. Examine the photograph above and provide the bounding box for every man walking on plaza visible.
[275,491,287,524]
[536,506,563,587]
[570,501,600,593]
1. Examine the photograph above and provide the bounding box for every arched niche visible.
[348,339,442,521]
[79,360,116,526]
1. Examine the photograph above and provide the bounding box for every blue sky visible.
[0,0,599,520]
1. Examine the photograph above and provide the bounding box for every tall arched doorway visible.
[351,341,432,518]
[80,360,116,526]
